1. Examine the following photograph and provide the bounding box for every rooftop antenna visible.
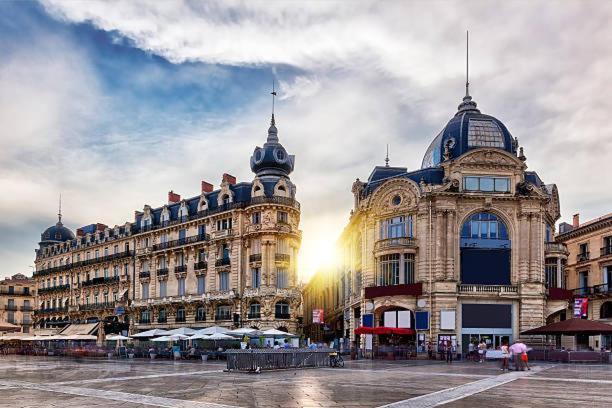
[465,30,470,98]
[271,79,277,125]
[385,144,390,167]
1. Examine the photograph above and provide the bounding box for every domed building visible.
[323,88,570,356]
[33,104,303,336]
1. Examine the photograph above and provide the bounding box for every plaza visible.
[0,356,610,408]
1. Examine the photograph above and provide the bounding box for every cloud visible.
[2,1,612,280]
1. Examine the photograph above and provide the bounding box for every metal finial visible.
[58,193,62,224]
[271,79,277,125]
[385,144,390,167]
[465,30,470,98]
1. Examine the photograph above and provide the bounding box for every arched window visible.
[216,304,231,320]
[158,308,167,323]
[140,310,150,324]
[178,205,188,221]
[222,194,231,205]
[460,212,511,285]
[249,302,261,319]
[275,301,290,319]
[601,302,612,319]
[176,307,186,323]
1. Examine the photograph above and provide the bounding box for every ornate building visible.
[33,112,302,334]
[0,274,35,334]
[332,88,568,354]
[555,213,612,349]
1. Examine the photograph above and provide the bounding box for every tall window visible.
[219,272,229,291]
[216,305,230,320]
[461,212,508,240]
[249,302,261,318]
[178,229,186,243]
[196,306,206,321]
[104,268,109,278]
[378,254,400,286]
[277,268,288,289]
[217,218,232,230]
[197,275,206,295]
[380,216,413,239]
[113,266,119,277]
[252,268,261,288]
[177,277,186,296]
[251,239,261,254]
[252,212,261,224]
[403,254,415,284]
[140,310,150,323]
[545,258,558,288]
[277,211,288,223]
[159,256,167,269]
[158,309,167,323]
[159,281,167,298]
[176,307,186,322]
[142,283,149,299]
[221,243,230,260]
[277,238,289,254]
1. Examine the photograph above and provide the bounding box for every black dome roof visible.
[40,220,75,247]
[250,115,295,177]
[421,95,516,169]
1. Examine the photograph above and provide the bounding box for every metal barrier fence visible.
[528,349,612,364]
[225,349,335,371]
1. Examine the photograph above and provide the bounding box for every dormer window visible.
[463,176,510,193]
[222,194,230,205]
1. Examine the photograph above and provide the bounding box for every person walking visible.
[500,342,509,371]
[445,341,454,364]
[509,341,524,371]
[477,340,487,363]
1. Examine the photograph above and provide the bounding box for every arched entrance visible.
[373,306,416,359]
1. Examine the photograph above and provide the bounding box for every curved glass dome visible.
[421,96,516,169]
[40,220,75,247]
[250,114,295,177]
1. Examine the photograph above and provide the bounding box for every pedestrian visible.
[478,340,487,363]
[508,341,524,371]
[522,351,531,370]
[445,341,453,364]
[500,342,509,371]
[427,341,433,360]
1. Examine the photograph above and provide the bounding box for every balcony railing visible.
[215,258,231,267]
[601,247,612,257]
[139,271,151,279]
[79,302,116,311]
[157,268,169,277]
[545,242,569,254]
[374,237,417,252]
[194,261,208,270]
[4,305,17,311]
[20,306,33,312]
[38,284,70,295]
[364,282,422,299]
[215,313,231,321]
[175,265,187,273]
[0,288,31,296]
[35,307,68,315]
[458,284,519,294]
[81,276,120,288]
[249,254,262,263]
[152,234,210,251]
[275,253,290,262]
[34,250,134,277]
[572,284,612,297]
[275,313,291,319]
[577,252,590,263]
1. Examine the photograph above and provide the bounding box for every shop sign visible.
[312,309,324,324]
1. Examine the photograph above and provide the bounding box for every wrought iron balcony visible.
[601,246,612,257]
[194,261,208,270]
[152,234,209,251]
[38,284,70,295]
[139,271,151,279]
[174,265,187,273]
[275,253,290,262]
[458,284,519,294]
[20,306,33,312]
[4,305,17,311]
[157,268,169,277]
[572,284,612,297]
[577,252,590,263]
[249,253,262,263]
[81,276,120,288]
[0,288,31,296]
[215,258,231,267]
[79,302,116,311]
[34,250,135,277]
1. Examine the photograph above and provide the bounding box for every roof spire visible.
[57,193,62,225]
[457,30,479,113]
[385,144,390,167]
[267,79,279,143]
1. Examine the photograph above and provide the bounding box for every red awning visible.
[354,327,416,335]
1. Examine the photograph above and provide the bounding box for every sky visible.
[1,1,611,281]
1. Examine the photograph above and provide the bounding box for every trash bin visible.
[201,354,208,362]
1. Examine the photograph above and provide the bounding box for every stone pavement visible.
[0,356,610,407]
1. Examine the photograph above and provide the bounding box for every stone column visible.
[529,215,539,283]
[556,257,562,289]
[518,214,529,283]
[435,211,444,281]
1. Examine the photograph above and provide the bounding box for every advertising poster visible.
[573,298,588,318]
[312,309,324,324]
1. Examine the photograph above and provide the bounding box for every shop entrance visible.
[462,333,511,353]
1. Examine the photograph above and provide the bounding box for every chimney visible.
[96,223,107,231]
[168,190,181,204]
[201,181,213,193]
[76,228,84,237]
[573,213,580,228]
[222,173,237,185]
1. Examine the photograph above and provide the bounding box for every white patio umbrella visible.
[226,328,258,335]
[205,333,235,340]
[262,329,296,337]
[151,336,172,342]
[166,327,197,336]
[106,335,131,341]
[188,333,210,340]
[197,326,229,335]
[132,329,172,338]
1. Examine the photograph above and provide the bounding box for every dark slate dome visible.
[39,218,75,247]
[250,114,295,177]
[421,95,516,169]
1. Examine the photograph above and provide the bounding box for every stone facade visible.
[33,114,302,335]
[0,274,35,334]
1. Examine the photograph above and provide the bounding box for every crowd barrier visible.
[225,349,334,371]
